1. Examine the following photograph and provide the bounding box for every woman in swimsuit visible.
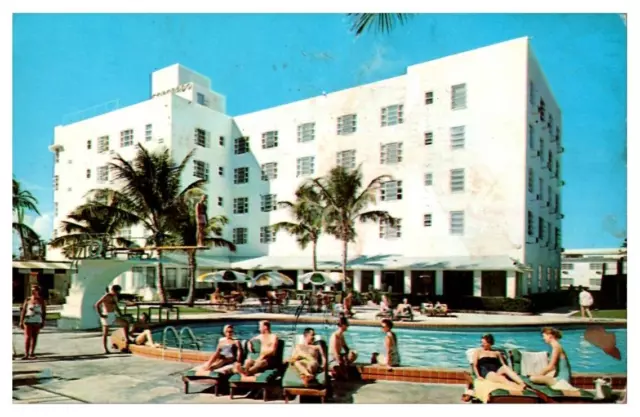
[529,327,572,385]
[19,285,46,360]
[373,318,400,367]
[473,334,526,390]
[199,325,243,373]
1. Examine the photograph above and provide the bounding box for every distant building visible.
[48,37,563,299]
[561,248,627,290]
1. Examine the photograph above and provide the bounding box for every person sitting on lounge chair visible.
[197,325,243,373]
[130,313,161,347]
[234,320,279,376]
[211,288,223,304]
[394,298,412,316]
[473,333,525,390]
[290,327,326,386]
[529,327,572,387]
[330,316,358,380]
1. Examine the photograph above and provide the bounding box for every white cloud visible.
[356,44,407,83]
[31,212,54,241]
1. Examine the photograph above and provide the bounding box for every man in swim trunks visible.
[95,285,130,354]
[329,316,358,380]
[234,320,279,376]
[290,327,326,385]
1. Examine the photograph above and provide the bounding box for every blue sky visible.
[12,13,627,249]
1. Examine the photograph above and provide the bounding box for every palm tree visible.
[49,190,138,258]
[165,194,236,306]
[310,165,397,285]
[272,184,325,272]
[12,178,42,260]
[347,13,414,36]
[81,144,205,303]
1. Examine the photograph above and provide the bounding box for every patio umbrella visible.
[196,270,251,284]
[299,271,348,286]
[252,271,295,287]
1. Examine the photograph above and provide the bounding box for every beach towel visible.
[520,351,548,376]
[474,379,524,403]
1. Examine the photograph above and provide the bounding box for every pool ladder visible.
[161,326,202,361]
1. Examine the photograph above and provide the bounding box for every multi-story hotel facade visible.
[48,37,563,299]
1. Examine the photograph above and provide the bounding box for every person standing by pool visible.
[529,327,573,387]
[472,333,525,389]
[373,319,400,367]
[290,327,326,385]
[19,285,46,360]
[235,320,279,376]
[329,316,358,379]
[95,285,131,354]
[343,291,354,317]
[198,324,243,373]
[578,286,594,319]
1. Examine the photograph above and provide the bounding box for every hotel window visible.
[97,135,109,153]
[261,162,278,181]
[97,166,109,183]
[450,211,465,235]
[197,93,206,106]
[562,263,574,270]
[539,137,545,161]
[528,124,534,150]
[132,267,144,288]
[234,137,250,154]
[337,149,356,169]
[424,131,434,145]
[179,269,189,289]
[165,268,177,289]
[146,267,156,289]
[261,130,278,149]
[86,169,91,179]
[296,156,315,177]
[529,80,535,105]
[538,216,545,240]
[555,160,560,178]
[260,226,276,244]
[120,129,134,147]
[234,167,249,184]
[527,211,534,236]
[218,166,224,176]
[589,263,603,271]
[451,83,467,110]
[379,219,402,239]
[233,197,249,214]
[233,228,248,245]
[381,104,404,127]
[425,91,434,105]
[87,139,92,150]
[217,196,223,207]
[549,114,554,131]
[54,202,58,217]
[555,193,560,213]
[589,278,601,287]
[219,136,225,146]
[547,221,552,244]
[260,194,277,212]
[424,172,433,186]
[337,114,357,135]
[193,160,209,181]
[194,128,209,147]
[145,124,152,141]
[450,168,465,192]
[380,142,403,164]
[554,226,559,248]
[380,180,403,202]
[450,126,466,149]
[423,214,433,227]
[539,178,544,201]
[538,266,543,290]
[555,228,561,248]
[528,168,534,192]
[547,151,554,171]
[561,278,574,287]
[297,122,315,143]
[547,186,552,206]
[538,98,546,121]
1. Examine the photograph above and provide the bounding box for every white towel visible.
[520,351,548,376]
[550,379,579,392]
[295,334,324,345]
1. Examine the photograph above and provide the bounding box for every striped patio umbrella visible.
[252,271,295,287]
[196,270,251,284]
[299,271,348,286]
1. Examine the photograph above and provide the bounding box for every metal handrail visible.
[179,326,202,354]
[161,326,179,360]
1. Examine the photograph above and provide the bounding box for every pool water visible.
[155,321,627,374]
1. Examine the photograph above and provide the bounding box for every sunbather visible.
[394,298,412,316]
[380,295,391,313]
[473,333,526,390]
[290,327,326,386]
[528,327,572,386]
[211,288,223,304]
[198,324,243,373]
[130,313,160,347]
[234,320,279,376]
[329,316,358,379]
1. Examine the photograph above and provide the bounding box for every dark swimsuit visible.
[477,356,502,378]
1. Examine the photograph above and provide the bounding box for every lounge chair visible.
[375,309,394,319]
[182,339,246,396]
[420,303,434,316]
[282,337,331,403]
[508,348,595,403]
[395,306,414,322]
[465,348,540,404]
[228,338,286,401]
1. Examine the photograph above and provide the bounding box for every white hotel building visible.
[48,37,563,299]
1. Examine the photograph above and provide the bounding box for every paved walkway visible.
[12,326,465,404]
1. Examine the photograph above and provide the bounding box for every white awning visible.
[12,261,73,274]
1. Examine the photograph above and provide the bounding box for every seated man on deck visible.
[234,320,280,376]
[290,327,326,386]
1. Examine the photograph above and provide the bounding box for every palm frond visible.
[347,13,413,36]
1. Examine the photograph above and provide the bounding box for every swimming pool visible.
[154,321,627,374]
